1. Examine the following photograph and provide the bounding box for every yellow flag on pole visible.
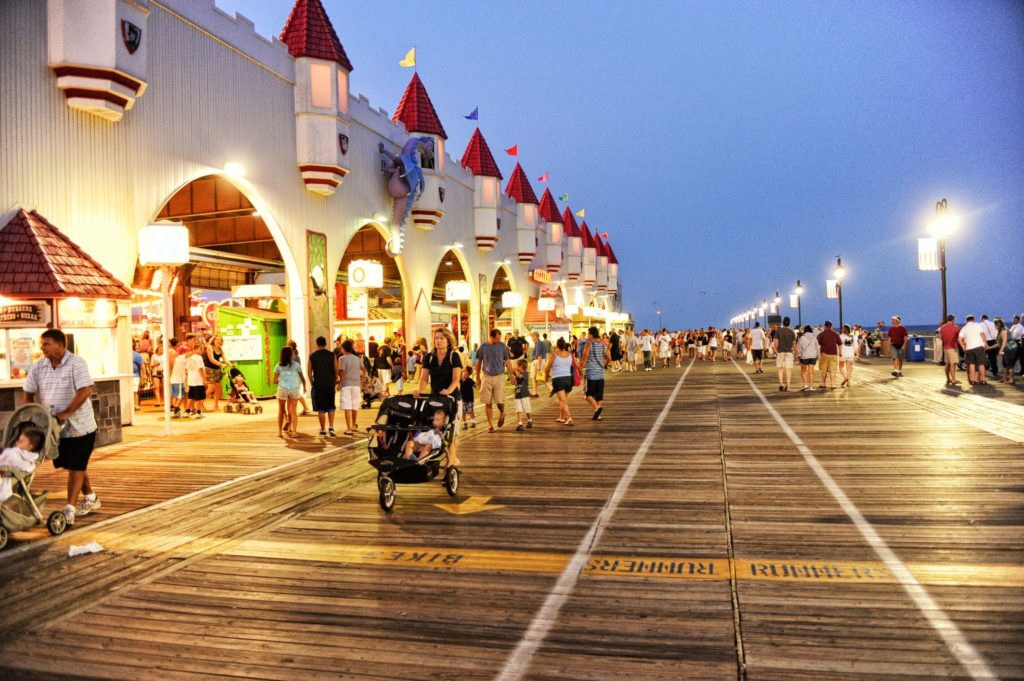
[575,209,585,218]
[399,48,416,68]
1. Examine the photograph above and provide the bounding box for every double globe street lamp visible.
[919,198,957,323]
[794,280,804,327]
[833,256,846,328]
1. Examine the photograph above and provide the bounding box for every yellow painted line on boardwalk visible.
[218,539,1024,587]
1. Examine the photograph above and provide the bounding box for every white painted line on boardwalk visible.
[733,361,999,681]
[496,360,696,681]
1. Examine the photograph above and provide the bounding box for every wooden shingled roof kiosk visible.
[0,208,133,446]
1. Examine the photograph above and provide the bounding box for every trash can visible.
[907,336,926,362]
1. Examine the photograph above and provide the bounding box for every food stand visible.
[218,305,287,399]
[0,209,133,446]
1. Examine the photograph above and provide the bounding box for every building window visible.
[481,178,498,206]
[310,63,333,109]
[337,69,349,115]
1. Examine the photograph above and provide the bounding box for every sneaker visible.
[328,428,336,437]
[526,421,533,429]
[891,371,898,377]
[194,412,204,419]
[516,423,524,432]
[171,411,181,419]
[76,494,101,516]
[470,421,477,429]
[778,385,785,392]
[63,504,76,526]
[319,430,327,437]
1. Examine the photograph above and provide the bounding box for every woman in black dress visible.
[414,328,463,466]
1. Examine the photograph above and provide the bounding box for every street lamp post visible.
[138,223,190,436]
[833,256,846,328]
[794,280,804,328]
[931,198,956,323]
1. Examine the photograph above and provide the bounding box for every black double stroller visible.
[367,394,460,512]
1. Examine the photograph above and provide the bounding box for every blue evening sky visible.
[217,0,1024,330]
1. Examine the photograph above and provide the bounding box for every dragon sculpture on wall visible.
[379,136,435,255]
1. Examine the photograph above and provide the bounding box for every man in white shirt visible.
[1011,315,1024,376]
[640,331,654,371]
[981,315,999,378]
[750,322,767,374]
[958,315,989,385]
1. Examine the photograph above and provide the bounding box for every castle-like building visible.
[0,0,628,429]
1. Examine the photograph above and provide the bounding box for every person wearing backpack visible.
[579,326,609,421]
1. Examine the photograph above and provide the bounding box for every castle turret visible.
[504,164,540,264]
[595,233,609,293]
[393,73,447,229]
[580,220,597,288]
[561,207,582,283]
[537,188,563,273]
[47,0,150,121]
[460,128,503,251]
[606,241,619,295]
[281,0,354,196]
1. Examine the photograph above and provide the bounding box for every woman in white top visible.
[796,326,819,391]
[838,324,858,388]
[708,329,720,363]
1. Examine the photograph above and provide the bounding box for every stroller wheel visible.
[223,405,232,413]
[255,405,263,414]
[47,510,67,536]
[243,407,251,415]
[443,467,460,497]
[379,477,396,512]
[0,526,8,550]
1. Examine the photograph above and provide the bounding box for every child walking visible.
[459,366,477,429]
[513,359,533,431]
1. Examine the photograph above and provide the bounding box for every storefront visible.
[0,209,133,446]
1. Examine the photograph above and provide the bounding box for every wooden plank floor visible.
[1,360,1021,680]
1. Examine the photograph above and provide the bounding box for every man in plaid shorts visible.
[23,329,100,526]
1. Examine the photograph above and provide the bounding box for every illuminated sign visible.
[445,281,472,302]
[57,299,118,328]
[348,259,383,289]
[530,269,552,285]
[0,300,51,327]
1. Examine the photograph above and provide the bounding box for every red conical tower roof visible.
[579,220,594,248]
[393,72,447,139]
[280,0,353,71]
[505,163,538,204]
[594,233,607,257]
[460,128,502,179]
[562,208,581,238]
[605,241,618,264]
[538,188,562,224]
[0,209,132,299]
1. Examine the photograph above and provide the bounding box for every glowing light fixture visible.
[445,280,472,302]
[223,161,246,178]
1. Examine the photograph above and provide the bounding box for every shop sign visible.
[203,302,219,330]
[347,289,368,318]
[0,300,51,327]
[530,269,552,285]
[58,299,118,328]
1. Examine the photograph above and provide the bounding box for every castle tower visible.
[537,188,563,274]
[504,164,539,264]
[561,207,582,283]
[47,0,150,122]
[605,241,619,296]
[595,233,609,293]
[281,0,354,196]
[393,73,447,229]
[460,128,503,251]
[580,220,597,288]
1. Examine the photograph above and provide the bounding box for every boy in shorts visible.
[459,366,477,429]
[185,345,207,418]
[403,409,447,461]
[512,359,533,431]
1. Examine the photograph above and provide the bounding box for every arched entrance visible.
[488,264,517,335]
[335,223,407,353]
[131,173,300,400]
[430,249,472,350]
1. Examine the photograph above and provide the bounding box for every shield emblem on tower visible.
[338,133,349,156]
[121,20,142,54]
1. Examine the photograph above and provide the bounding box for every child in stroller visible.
[225,368,263,414]
[0,403,69,548]
[402,409,446,461]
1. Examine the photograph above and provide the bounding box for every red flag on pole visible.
[601,232,609,239]
[537,172,548,182]
[505,145,518,157]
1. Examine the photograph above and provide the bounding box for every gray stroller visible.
[0,403,66,549]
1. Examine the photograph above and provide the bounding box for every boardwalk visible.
[1,359,1022,680]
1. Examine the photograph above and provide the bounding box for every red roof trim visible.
[0,209,132,299]
[504,163,538,204]
[538,188,562,224]
[460,128,502,179]
[605,241,618,264]
[392,72,447,139]
[579,220,594,248]
[561,208,581,238]
[280,0,354,70]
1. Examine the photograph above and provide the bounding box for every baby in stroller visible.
[0,427,43,502]
[402,409,447,462]
[229,368,257,405]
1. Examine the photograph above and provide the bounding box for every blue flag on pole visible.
[464,107,478,120]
